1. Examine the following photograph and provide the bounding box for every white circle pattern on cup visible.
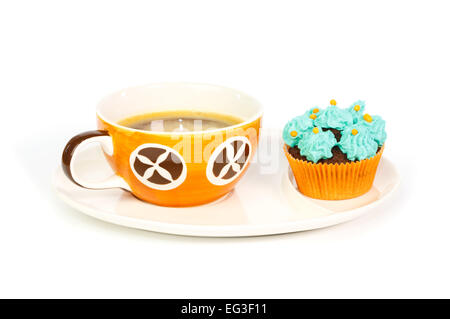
[130,143,187,190]
[206,136,252,186]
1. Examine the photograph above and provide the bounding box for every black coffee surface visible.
[120,111,243,132]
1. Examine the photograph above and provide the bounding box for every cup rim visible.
[96,82,263,135]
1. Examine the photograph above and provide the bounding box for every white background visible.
[1,0,449,298]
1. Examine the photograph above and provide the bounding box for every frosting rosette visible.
[347,100,366,124]
[282,119,301,147]
[294,114,315,133]
[361,114,387,146]
[338,124,378,161]
[282,114,314,146]
[315,105,353,130]
[304,107,322,118]
[298,127,337,163]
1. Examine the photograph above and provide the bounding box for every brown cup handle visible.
[62,130,130,190]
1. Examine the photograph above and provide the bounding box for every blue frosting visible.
[282,119,301,147]
[315,105,353,130]
[283,100,386,162]
[304,107,322,117]
[362,115,386,146]
[298,128,337,163]
[294,114,314,134]
[338,124,378,161]
[347,100,366,124]
[282,113,315,147]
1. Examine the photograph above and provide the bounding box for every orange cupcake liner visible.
[284,144,384,200]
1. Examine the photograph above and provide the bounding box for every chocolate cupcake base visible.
[287,145,383,165]
[284,144,384,200]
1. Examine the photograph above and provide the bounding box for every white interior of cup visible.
[97,83,263,132]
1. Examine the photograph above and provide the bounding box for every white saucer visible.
[53,138,400,237]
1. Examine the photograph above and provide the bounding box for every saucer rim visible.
[52,157,400,237]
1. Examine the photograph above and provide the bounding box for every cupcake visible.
[283,99,386,200]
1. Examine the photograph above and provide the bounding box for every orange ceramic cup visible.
[62,83,263,207]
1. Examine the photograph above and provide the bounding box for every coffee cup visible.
[62,83,263,207]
